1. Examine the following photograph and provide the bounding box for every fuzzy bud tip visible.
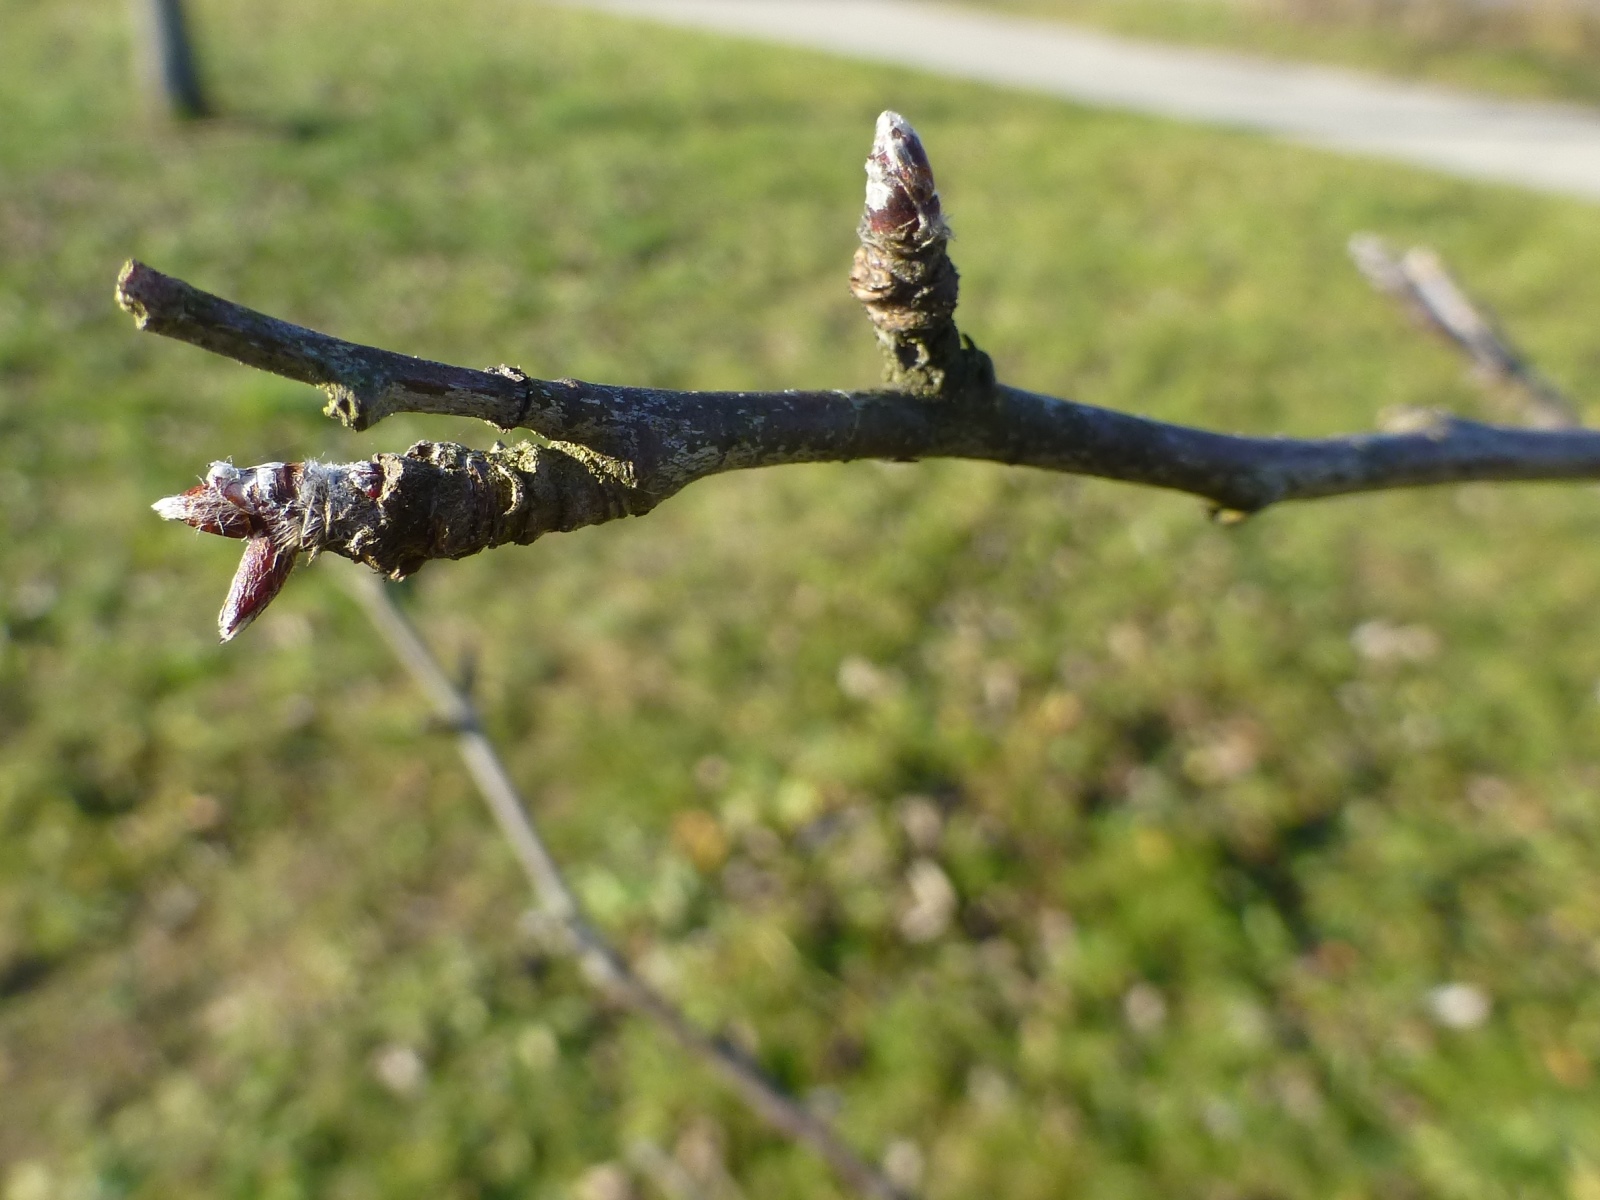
[863,110,944,243]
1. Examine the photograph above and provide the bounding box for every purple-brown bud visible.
[155,458,385,641]
[217,535,297,642]
[862,111,947,246]
[155,482,263,539]
[850,111,977,393]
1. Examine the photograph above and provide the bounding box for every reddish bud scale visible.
[156,457,344,640]
[218,535,296,642]
[862,111,945,247]
[154,458,381,641]
[161,483,262,538]
[210,460,297,515]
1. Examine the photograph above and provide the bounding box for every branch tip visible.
[1349,233,1580,430]
[115,259,154,328]
[117,261,543,436]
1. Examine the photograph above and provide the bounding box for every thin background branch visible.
[343,569,911,1200]
[1349,233,1581,430]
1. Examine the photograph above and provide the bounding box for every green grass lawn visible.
[7,1,1600,1197]
[964,0,1600,104]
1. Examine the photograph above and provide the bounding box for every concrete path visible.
[564,0,1600,202]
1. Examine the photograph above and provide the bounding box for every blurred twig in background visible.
[344,570,911,1200]
[1350,233,1580,428]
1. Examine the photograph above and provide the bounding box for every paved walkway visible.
[564,0,1600,202]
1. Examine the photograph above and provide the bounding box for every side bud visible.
[851,111,988,397]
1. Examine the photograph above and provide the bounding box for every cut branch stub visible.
[850,112,992,398]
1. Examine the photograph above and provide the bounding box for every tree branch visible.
[135,111,1600,638]
[345,572,911,1200]
[116,259,533,433]
[1348,234,1581,429]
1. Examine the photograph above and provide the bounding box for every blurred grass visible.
[6,0,1600,1197]
[966,0,1600,104]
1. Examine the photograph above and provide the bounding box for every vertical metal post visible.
[131,0,209,120]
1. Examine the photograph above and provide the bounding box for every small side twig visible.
[1349,234,1580,429]
[344,571,911,1200]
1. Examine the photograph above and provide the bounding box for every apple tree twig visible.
[1348,233,1580,429]
[137,112,1600,637]
[344,570,911,1200]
